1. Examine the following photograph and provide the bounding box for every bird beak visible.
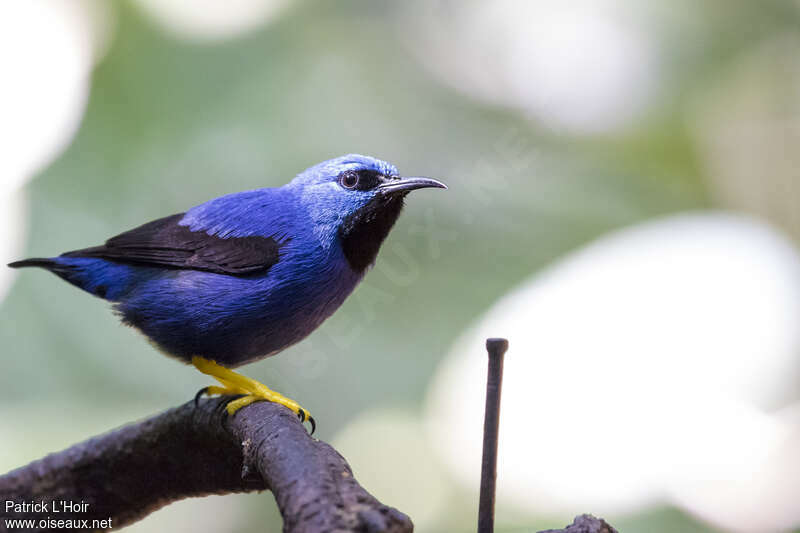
[379,176,448,194]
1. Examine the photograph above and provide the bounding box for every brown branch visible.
[539,514,618,533]
[0,398,413,533]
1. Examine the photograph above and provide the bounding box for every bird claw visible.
[194,386,210,407]
[193,387,245,420]
[193,357,315,434]
[298,409,316,435]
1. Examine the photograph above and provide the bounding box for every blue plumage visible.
[9,155,446,368]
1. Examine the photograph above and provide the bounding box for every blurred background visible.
[1,1,800,531]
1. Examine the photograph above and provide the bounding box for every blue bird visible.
[9,154,446,431]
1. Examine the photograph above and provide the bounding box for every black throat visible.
[338,194,406,273]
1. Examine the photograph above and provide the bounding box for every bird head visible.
[291,154,446,272]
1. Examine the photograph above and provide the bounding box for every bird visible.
[8,154,446,432]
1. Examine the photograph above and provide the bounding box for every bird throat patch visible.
[338,194,405,273]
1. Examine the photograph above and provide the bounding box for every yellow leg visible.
[192,356,314,432]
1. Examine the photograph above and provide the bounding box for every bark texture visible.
[0,398,412,533]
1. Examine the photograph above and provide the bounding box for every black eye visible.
[339,171,359,189]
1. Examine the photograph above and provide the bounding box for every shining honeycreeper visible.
[8,154,446,431]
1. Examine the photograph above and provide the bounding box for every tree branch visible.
[539,514,618,533]
[0,398,413,533]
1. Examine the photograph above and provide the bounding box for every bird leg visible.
[192,356,315,433]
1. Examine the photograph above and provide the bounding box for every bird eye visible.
[339,171,359,190]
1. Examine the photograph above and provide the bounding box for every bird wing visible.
[62,213,288,276]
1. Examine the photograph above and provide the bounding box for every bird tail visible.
[8,257,85,286]
[8,258,60,270]
[8,256,115,300]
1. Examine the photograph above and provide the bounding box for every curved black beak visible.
[379,176,447,194]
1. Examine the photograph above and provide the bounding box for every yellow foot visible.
[192,356,315,434]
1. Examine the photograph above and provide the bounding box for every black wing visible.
[62,213,288,276]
